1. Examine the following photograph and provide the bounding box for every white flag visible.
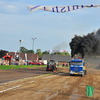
[25,53,27,61]
[26,5,43,13]
[27,4,100,13]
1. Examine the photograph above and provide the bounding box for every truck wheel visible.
[70,74,72,76]
[81,74,83,77]
[81,73,84,77]
[84,70,86,75]
[84,70,87,75]
[85,70,87,75]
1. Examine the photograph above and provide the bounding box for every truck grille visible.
[75,67,79,72]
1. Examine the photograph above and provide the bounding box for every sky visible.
[0,0,100,54]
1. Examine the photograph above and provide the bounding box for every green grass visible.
[0,65,47,70]
[0,64,69,70]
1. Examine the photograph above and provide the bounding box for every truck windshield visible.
[71,62,82,65]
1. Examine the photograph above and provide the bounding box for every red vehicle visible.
[28,61,44,65]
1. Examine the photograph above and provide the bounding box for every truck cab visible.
[69,59,86,77]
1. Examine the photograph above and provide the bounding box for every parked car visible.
[28,61,44,65]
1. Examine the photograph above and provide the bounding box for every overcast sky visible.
[0,0,100,54]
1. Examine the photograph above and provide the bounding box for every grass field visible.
[0,65,47,70]
[0,65,68,70]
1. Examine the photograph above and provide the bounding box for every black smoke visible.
[69,35,83,58]
[69,29,100,58]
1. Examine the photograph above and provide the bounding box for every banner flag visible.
[86,85,94,97]
[47,50,66,53]
[15,51,17,58]
[25,53,27,61]
[26,4,100,13]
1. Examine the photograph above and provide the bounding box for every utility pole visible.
[31,37,36,64]
[19,39,23,65]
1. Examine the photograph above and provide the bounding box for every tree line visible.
[20,47,70,56]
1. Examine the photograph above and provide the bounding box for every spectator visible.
[66,63,68,67]
[62,63,65,67]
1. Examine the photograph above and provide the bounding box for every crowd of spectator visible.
[0,58,27,65]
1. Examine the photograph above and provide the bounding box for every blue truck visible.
[69,59,87,77]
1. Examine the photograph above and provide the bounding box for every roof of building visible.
[9,52,38,61]
[42,54,71,62]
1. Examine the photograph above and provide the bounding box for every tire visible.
[53,67,56,72]
[70,74,72,76]
[55,68,57,71]
[85,70,87,75]
[81,72,84,77]
[84,70,87,75]
[70,74,74,76]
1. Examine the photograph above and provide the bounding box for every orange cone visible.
[34,66,35,68]
[11,67,13,69]
[20,66,22,68]
[28,66,30,68]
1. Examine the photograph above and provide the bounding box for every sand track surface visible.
[0,67,100,100]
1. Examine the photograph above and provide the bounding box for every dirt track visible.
[0,67,53,84]
[0,67,100,100]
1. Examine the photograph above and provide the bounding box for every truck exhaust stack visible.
[71,54,77,60]
[74,54,77,59]
[82,59,84,62]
